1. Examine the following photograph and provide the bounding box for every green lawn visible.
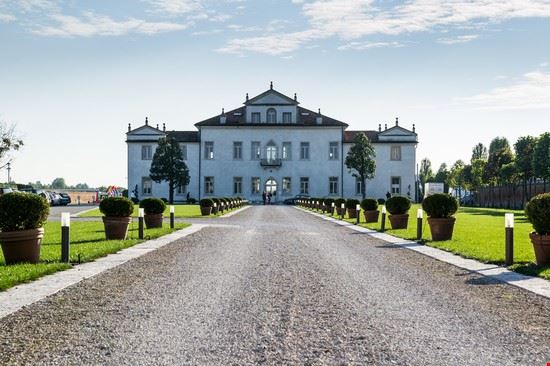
[79,204,237,218]
[308,204,550,280]
[0,221,189,291]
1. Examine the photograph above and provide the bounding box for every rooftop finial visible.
[318,108,321,115]
[270,81,273,90]
[156,124,159,130]
[385,123,387,130]
[294,93,297,101]
[163,123,166,132]
[395,117,399,126]
[222,108,225,115]
[412,123,416,133]
[246,93,249,101]
[145,117,149,126]
[378,124,381,132]
[128,123,131,132]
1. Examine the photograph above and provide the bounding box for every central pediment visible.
[245,88,299,106]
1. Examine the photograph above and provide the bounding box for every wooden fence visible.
[476,181,549,209]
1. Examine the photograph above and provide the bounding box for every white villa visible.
[126,84,419,203]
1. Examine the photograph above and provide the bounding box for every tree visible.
[74,183,89,189]
[533,132,550,191]
[344,133,376,199]
[150,136,190,204]
[484,137,513,185]
[0,122,23,165]
[471,143,488,162]
[434,163,450,193]
[449,160,466,198]
[51,177,67,189]
[418,158,434,199]
[514,135,537,202]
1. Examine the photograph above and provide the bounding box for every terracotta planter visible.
[328,207,335,216]
[427,217,456,241]
[212,206,219,215]
[347,208,357,219]
[144,213,163,229]
[0,228,44,264]
[364,210,380,223]
[530,232,550,265]
[335,207,344,217]
[102,216,132,240]
[388,214,409,229]
[200,206,212,216]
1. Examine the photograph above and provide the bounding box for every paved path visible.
[1,206,549,365]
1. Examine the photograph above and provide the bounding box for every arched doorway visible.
[265,177,277,201]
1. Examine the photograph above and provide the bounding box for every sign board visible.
[424,183,444,197]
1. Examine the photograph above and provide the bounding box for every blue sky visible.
[1,0,549,187]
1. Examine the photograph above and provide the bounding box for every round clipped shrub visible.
[526,193,550,235]
[211,197,220,206]
[361,198,378,211]
[377,198,386,205]
[422,194,458,218]
[385,196,411,215]
[324,198,334,206]
[100,197,134,217]
[139,198,166,215]
[345,198,360,209]
[0,192,50,232]
[334,198,346,207]
[200,198,214,207]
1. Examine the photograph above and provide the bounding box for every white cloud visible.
[437,34,478,45]
[0,12,16,22]
[146,0,202,15]
[457,71,550,109]
[337,40,404,50]
[217,29,322,55]
[32,12,188,37]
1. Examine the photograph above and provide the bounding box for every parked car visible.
[59,193,71,206]
[0,187,13,196]
[283,194,311,205]
[49,192,62,206]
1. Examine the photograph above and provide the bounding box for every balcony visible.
[260,158,282,168]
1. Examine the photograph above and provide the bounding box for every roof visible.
[245,87,299,105]
[167,131,200,142]
[195,106,348,127]
[343,130,380,143]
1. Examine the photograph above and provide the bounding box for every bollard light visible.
[170,205,175,229]
[381,205,386,232]
[340,203,345,220]
[416,208,423,241]
[505,213,514,266]
[356,203,361,225]
[138,208,145,218]
[138,208,144,239]
[61,212,70,263]
[417,208,423,219]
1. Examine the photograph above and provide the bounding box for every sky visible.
[0,0,549,188]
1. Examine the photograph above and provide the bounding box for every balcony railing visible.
[260,158,282,167]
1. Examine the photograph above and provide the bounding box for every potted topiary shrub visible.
[422,193,458,241]
[385,196,411,229]
[361,198,379,223]
[335,198,346,216]
[99,197,134,240]
[324,198,335,215]
[525,193,550,265]
[0,192,49,264]
[200,198,213,216]
[139,198,166,229]
[346,198,360,219]
[211,197,220,214]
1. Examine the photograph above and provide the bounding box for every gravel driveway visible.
[1,206,549,365]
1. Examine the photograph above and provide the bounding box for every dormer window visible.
[267,108,277,123]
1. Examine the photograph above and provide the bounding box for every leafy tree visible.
[150,136,190,204]
[434,163,450,193]
[418,158,434,199]
[0,122,23,165]
[344,133,376,199]
[484,137,513,185]
[468,159,487,193]
[499,162,517,185]
[51,177,67,189]
[74,183,89,189]
[514,135,537,201]
[471,143,488,162]
[449,160,466,198]
[533,132,550,190]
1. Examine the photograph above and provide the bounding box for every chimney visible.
[220,108,226,124]
[316,108,322,125]
[128,123,131,132]
[145,117,149,126]
[378,124,381,132]
[395,117,399,126]
[163,123,166,132]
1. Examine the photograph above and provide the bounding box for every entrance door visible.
[265,178,277,202]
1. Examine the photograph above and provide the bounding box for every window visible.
[282,177,291,194]
[300,177,309,194]
[266,142,277,162]
[329,142,339,160]
[391,177,401,194]
[233,142,242,160]
[251,177,260,194]
[251,141,261,160]
[177,184,187,195]
[267,108,277,123]
[282,112,292,123]
[233,177,242,194]
[355,177,363,196]
[329,177,338,195]
[141,145,152,160]
[391,146,402,161]
[204,176,214,194]
[180,144,187,160]
[300,142,310,160]
[142,177,152,195]
[282,142,292,160]
[251,112,261,123]
[204,141,214,160]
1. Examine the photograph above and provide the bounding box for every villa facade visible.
[126,85,419,203]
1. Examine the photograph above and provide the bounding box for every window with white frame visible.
[233,177,242,194]
[251,141,261,160]
[329,142,339,160]
[142,177,152,195]
[267,108,277,123]
[282,177,291,194]
[251,177,260,194]
[300,177,309,194]
[141,145,152,160]
[204,141,214,160]
[282,142,291,160]
[282,112,292,123]
[266,142,277,162]
[355,177,363,196]
[251,112,261,123]
[300,142,310,160]
[391,176,401,194]
[329,177,338,195]
[233,141,242,160]
[180,144,187,160]
[391,146,402,161]
[204,176,214,194]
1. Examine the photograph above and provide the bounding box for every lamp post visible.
[340,203,345,220]
[138,208,144,239]
[170,205,175,229]
[417,208,423,241]
[505,213,514,266]
[356,203,361,225]
[381,205,386,232]
[61,212,70,263]
[331,202,335,216]
[6,162,11,185]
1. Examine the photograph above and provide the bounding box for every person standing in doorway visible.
[267,192,272,205]
[262,191,267,205]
